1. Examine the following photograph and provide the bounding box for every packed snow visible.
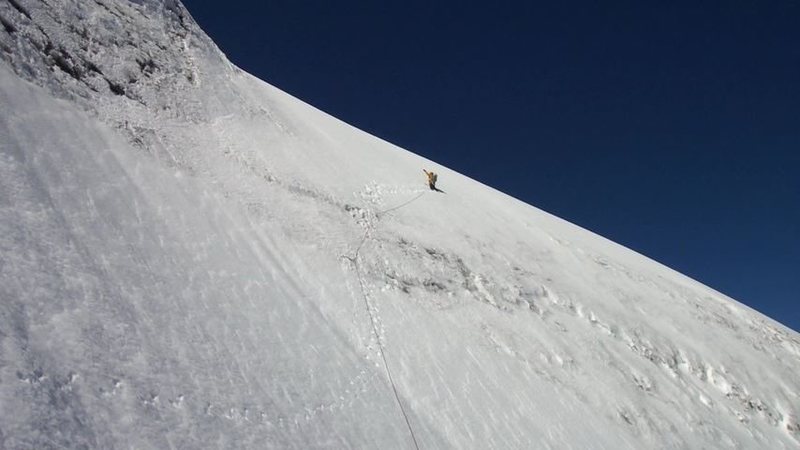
[0,0,798,448]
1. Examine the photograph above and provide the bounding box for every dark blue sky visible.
[184,1,799,331]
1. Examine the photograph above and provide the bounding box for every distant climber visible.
[423,169,444,193]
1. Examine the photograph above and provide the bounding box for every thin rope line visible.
[353,259,420,450]
[377,191,426,218]
[341,189,427,449]
[345,190,426,262]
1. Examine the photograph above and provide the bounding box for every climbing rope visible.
[343,189,427,449]
[345,190,427,262]
[376,191,427,218]
[352,259,421,450]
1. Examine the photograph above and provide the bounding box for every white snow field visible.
[0,0,798,449]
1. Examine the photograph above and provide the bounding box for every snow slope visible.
[1,1,798,448]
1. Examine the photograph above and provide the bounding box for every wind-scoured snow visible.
[1,1,798,449]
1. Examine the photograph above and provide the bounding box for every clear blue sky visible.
[184,1,799,331]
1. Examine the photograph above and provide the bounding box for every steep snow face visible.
[1,1,799,449]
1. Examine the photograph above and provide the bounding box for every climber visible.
[423,169,443,192]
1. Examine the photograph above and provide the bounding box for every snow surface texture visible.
[1,1,799,449]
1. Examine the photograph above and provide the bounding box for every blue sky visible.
[184,1,799,331]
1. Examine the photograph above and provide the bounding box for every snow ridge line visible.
[342,190,427,450]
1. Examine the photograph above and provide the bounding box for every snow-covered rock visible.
[1,1,798,448]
